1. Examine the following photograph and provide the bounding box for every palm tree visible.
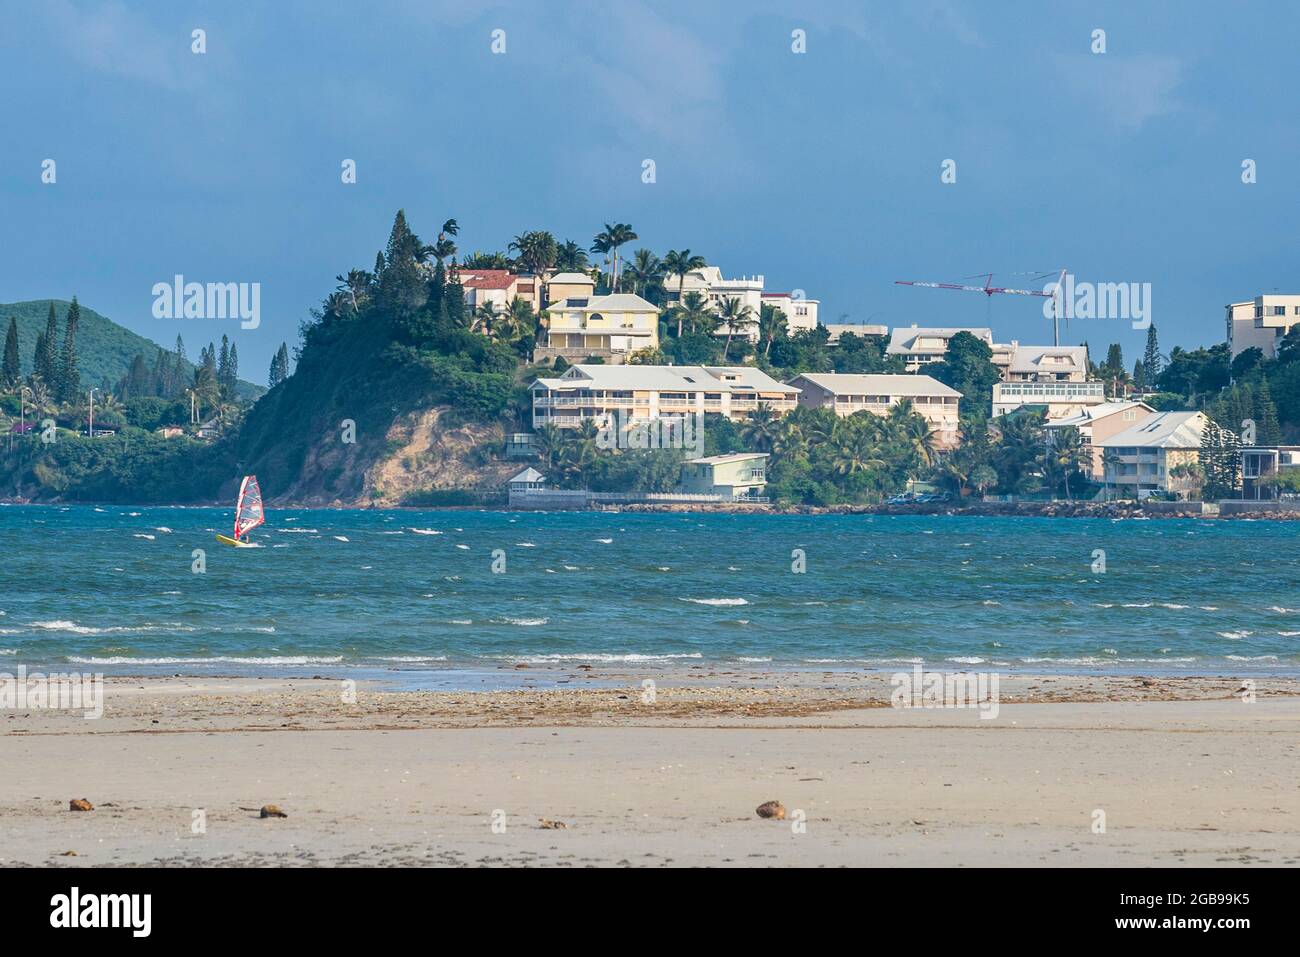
[661,249,707,335]
[553,240,589,273]
[509,231,559,283]
[678,292,715,336]
[1045,425,1087,500]
[438,219,458,242]
[335,269,372,314]
[623,249,662,296]
[758,303,787,358]
[716,297,755,361]
[1101,449,1122,500]
[472,302,499,338]
[591,223,637,290]
[738,404,781,453]
[832,427,886,476]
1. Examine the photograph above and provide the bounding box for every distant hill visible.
[0,299,262,400]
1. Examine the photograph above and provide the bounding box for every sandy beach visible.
[2,671,1297,867]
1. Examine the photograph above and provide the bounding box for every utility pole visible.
[87,388,95,438]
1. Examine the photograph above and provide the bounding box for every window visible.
[1274,306,1287,316]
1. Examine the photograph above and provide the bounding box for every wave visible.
[492,652,703,662]
[494,617,547,626]
[409,528,442,535]
[376,655,448,662]
[65,655,345,665]
[678,597,749,606]
[29,620,197,636]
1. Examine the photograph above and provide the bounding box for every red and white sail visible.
[233,475,265,540]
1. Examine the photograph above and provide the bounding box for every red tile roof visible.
[457,269,518,290]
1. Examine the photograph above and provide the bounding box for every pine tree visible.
[2,317,20,387]
[1254,378,1281,446]
[1143,325,1162,382]
[228,342,239,396]
[58,296,81,402]
[1133,359,1145,391]
[35,302,59,387]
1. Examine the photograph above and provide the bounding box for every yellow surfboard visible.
[215,533,256,547]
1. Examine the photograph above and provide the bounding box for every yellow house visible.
[680,453,769,501]
[541,293,660,361]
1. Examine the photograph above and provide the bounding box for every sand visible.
[2,672,1297,866]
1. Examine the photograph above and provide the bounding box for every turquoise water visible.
[1,505,1298,683]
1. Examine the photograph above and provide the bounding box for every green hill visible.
[1,299,262,400]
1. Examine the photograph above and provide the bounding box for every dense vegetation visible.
[4,212,1298,505]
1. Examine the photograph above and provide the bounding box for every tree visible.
[35,302,59,388]
[1199,417,1241,499]
[56,296,81,402]
[509,231,559,284]
[377,209,427,315]
[661,249,707,336]
[590,223,637,289]
[554,240,589,272]
[1143,325,1163,383]
[738,404,781,453]
[716,297,755,361]
[758,303,787,358]
[1044,425,1087,499]
[623,249,662,297]
[929,331,1000,418]
[267,343,290,388]
[2,317,19,388]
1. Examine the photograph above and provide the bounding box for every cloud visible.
[1059,53,1184,130]
[37,0,195,90]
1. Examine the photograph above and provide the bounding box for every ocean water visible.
[2,504,1298,685]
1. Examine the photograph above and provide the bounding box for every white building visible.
[760,292,819,333]
[1226,294,1300,360]
[823,323,889,344]
[788,372,962,448]
[1096,411,1209,499]
[531,364,799,429]
[1042,401,1156,479]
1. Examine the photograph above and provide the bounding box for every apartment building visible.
[992,343,1100,419]
[1042,401,1156,479]
[760,292,820,333]
[538,293,661,362]
[1096,411,1209,499]
[531,364,799,429]
[788,372,962,448]
[456,268,539,313]
[1226,294,1300,359]
[1241,446,1300,500]
[823,323,889,344]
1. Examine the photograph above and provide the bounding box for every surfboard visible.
[216,475,265,547]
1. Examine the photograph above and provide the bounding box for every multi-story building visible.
[1042,401,1156,479]
[760,292,819,333]
[787,372,962,448]
[456,268,539,313]
[531,364,799,429]
[992,343,1099,419]
[538,293,661,363]
[1096,411,1209,499]
[1226,294,1300,359]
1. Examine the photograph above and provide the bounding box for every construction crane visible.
[895,268,1068,345]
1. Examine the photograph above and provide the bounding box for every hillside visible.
[1,299,262,400]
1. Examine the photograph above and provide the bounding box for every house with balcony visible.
[1240,446,1300,500]
[1042,401,1156,479]
[1226,294,1300,360]
[992,343,1099,419]
[530,364,799,430]
[1095,411,1209,499]
[680,452,770,501]
[788,372,962,448]
[537,293,661,363]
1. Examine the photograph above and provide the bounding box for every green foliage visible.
[927,331,1001,418]
[0,299,260,399]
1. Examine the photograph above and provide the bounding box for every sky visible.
[2,0,1297,384]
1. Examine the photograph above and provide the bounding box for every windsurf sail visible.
[233,475,265,541]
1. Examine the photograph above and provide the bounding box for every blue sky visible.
[2,0,1297,384]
